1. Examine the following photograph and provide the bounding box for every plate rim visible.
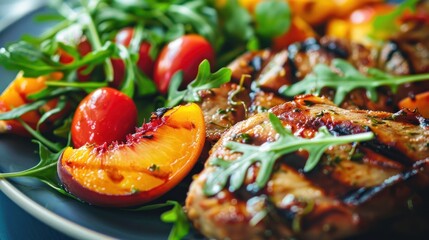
[0,179,114,240]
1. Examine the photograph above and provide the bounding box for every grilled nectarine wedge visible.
[0,72,63,135]
[58,103,205,207]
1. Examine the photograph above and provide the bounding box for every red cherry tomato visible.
[71,87,137,148]
[112,27,154,88]
[59,38,93,82]
[153,34,215,95]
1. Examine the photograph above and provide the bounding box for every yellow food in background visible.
[217,0,384,25]
[326,3,395,45]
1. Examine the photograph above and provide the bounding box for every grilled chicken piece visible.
[228,49,273,88]
[186,95,429,240]
[197,83,287,145]
[197,83,250,145]
[227,33,429,112]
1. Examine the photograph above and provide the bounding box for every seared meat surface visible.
[188,6,429,239]
[197,19,429,146]
[227,34,429,112]
[186,96,429,240]
[197,83,287,146]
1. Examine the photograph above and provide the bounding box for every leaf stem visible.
[80,0,114,82]
[45,80,107,89]
[17,119,63,152]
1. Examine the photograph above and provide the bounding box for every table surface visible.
[0,0,73,239]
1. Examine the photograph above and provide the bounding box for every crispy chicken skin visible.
[186,96,429,240]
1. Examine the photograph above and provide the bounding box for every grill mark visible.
[323,40,349,59]
[342,168,419,206]
[249,55,263,73]
[382,40,413,75]
[233,99,427,225]
[361,141,414,167]
[287,43,299,83]
[304,165,360,198]
[277,102,427,167]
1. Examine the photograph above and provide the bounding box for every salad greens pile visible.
[0,0,292,149]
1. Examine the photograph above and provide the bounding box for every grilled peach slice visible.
[58,103,205,207]
[0,72,63,135]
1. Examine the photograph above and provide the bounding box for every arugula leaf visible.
[204,113,374,196]
[0,41,114,77]
[0,141,58,179]
[168,2,218,45]
[371,0,418,39]
[53,117,73,140]
[130,200,190,240]
[166,59,231,107]
[254,0,291,38]
[27,87,82,101]
[37,96,67,130]
[218,0,254,42]
[80,0,114,82]
[116,44,156,98]
[0,42,60,76]
[45,81,108,93]
[0,141,74,198]
[161,201,190,240]
[0,100,48,120]
[280,59,429,105]
[18,119,63,152]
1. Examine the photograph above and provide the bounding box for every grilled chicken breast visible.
[197,18,429,146]
[186,95,429,240]
[228,33,429,113]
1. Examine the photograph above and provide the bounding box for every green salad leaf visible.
[0,141,73,198]
[166,59,231,107]
[0,100,48,120]
[204,113,374,196]
[130,200,190,240]
[371,0,419,39]
[280,59,429,105]
[255,0,291,38]
[161,201,190,240]
[0,41,114,77]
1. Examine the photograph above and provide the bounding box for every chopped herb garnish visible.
[233,133,252,144]
[149,164,160,172]
[203,113,374,196]
[325,156,342,167]
[350,152,365,162]
[217,108,236,115]
[367,115,385,126]
[292,199,314,233]
[328,109,338,115]
[315,110,327,118]
[131,187,140,194]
